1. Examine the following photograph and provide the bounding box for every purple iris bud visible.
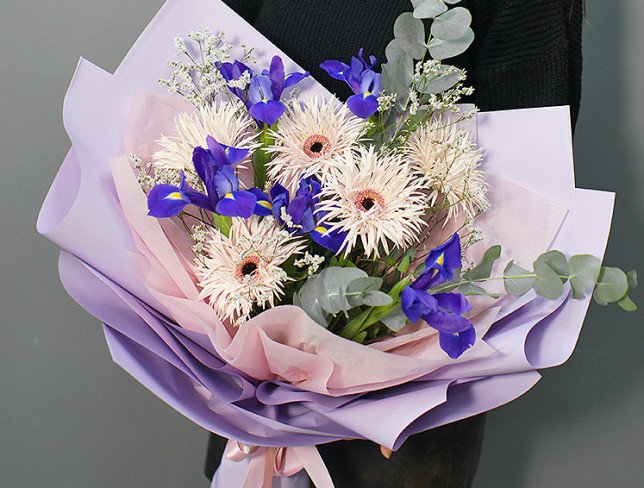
[219,60,252,100]
[439,324,476,359]
[319,60,351,82]
[247,75,286,127]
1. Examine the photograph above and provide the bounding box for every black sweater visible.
[222,0,583,129]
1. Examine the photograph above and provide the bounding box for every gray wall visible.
[1,1,642,487]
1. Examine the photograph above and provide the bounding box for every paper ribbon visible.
[212,439,334,488]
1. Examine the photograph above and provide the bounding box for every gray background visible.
[1,0,642,487]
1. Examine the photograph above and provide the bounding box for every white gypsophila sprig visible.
[265,96,366,192]
[405,117,489,221]
[159,29,249,106]
[294,252,325,276]
[318,147,428,258]
[194,217,306,325]
[152,100,257,182]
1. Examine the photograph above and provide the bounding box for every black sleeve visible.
[221,0,263,24]
[460,0,584,129]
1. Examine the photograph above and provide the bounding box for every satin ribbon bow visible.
[211,439,334,488]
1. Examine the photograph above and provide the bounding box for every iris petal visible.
[215,190,257,218]
[249,99,286,127]
[347,93,379,119]
[439,326,476,359]
[147,184,189,218]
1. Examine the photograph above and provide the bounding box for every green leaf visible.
[346,277,384,307]
[568,255,601,299]
[443,0,462,3]
[617,295,637,312]
[380,306,409,332]
[503,261,536,296]
[352,331,368,344]
[431,7,472,40]
[459,283,501,299]
[428,27,474,60]
[212,214,232,237]
[535,251,569,283]
[394,12,427,59]
[534,260,564,299]
[593,266,629,306]
[464,245,502,281]
[413,0,447,19]
[397,255,413,273]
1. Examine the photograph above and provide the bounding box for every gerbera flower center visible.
[353,189,385,212]
[235,255,261,281]
[303,134,331,159]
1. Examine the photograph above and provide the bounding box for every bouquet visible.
[38,0,637,486]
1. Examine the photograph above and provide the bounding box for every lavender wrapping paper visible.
[37,0,615,486]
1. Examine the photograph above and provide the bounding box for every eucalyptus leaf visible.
[626,269,638,291]
[503,261,536,296]
[593,266,629,305]
[568,254,601,299]
[394,12,427,59]
[381,56,414,105]
[443,0,462,3]
[464,245,502,281]
[535,250,569,282]
[362,291,394,307]
[431,7,472,41]
[381,306,409,332]
[346,277,384,307]
[534,260,564,299]
[459,282,501,299]
[293,279,329,327]
[428,27,474,60]
[418,69,461,94]
[413,0,447,19]
[617,295,637,312]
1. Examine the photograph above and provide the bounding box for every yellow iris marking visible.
[437,253,445,266]
[258,201,272,209]
[364,91,371,97]
[166,192,182,200]
[314,226,327,234]
[224,193,234,199]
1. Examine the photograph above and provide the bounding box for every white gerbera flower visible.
[319,147,428,257]
[266,95,366,192]
[195,217,305,325]
[152,100,256,175]
[405,117,489,220]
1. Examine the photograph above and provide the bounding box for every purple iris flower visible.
[270,177,320,234]
[232,56,309,127]
[400,233,476,359]
[147,136,259,219]
[320,49,382,119]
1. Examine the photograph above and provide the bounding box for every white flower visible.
[405,117,489,220]
[265,96,366,192]
[194,217,305,325]
[152,100,256,178]
[318,147,428,257]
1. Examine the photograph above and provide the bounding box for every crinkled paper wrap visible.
[37,0,615,486]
